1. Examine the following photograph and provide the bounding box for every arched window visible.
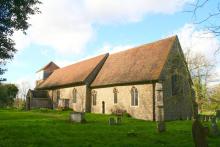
[131,87,138,106]
[72,88,77,103]
[171,74,182,96]
[92,90,97,106]
[113,88,118,104]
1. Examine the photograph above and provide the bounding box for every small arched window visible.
[92,90,97,106]
[72,88,77,103]
[113,88,118,104]
[131,86,138,106]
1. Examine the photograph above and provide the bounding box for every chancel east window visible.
[113,88,118,104]
[131,87,138,106]
[72,88,77,103]
[92,90,97,106]
[171,74,182,96]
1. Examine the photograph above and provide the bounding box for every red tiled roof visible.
[37,54,108,89]
[91,36,177,87]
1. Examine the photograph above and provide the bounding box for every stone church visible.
[26,35,195,121]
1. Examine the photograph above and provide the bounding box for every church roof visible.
[36,61,60,73]
[37,54,108,89]
[91,36,177,87]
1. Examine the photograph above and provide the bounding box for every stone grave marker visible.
[116,117,122,125]
[210,117,219,137]
[192,117,209,147]
[109,117,115,125]
[69,112,85,123]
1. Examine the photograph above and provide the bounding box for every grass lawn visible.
[0,109,219,147]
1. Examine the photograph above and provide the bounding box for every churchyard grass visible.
[0,109,219,147]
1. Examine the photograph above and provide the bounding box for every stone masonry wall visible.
[49,85,87,112]
[160,40,193,120]
[30,98,51,109]
[91,84,153,120]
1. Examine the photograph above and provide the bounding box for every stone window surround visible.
[171,73,184,96]
[130,86,139,107]
[92,90,97,106]
[113,88,118,104]
[72,88,77,103]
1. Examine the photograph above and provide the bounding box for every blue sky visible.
[3,0,220,88]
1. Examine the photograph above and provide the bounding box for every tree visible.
[184,49,215,113]
[0,0,41,81]
[204,84,220,112]
[0,83,18,107]
[187,0,220,37]
[17,81,31,99]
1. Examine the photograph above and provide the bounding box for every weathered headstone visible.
[210,117,219,137]
[192,117,209,147]
[157,121,166,132]
[109,117,115,125]
[116,117,122,125]
[205,115,209,122]
[69,112,85,123]
[200,115,204,122]
[187,116,191,121]
[208,116,212,122]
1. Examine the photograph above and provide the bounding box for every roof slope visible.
[36,61,60,73]
[91,36,177,87]
[37,54,108,89]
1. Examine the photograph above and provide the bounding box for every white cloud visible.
[55,60,73,68]
[175,24,220,60]
[171,23,220,85]
[13,0,93,55]
[12,31,31,50]
[13,74,36,98]
[15,75,35,90]
[13,0,192,55]
[84,0,192,24]
[99,43,136,54]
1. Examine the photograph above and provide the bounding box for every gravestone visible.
[116,117,122,125]
[192,117,209,147]
[187,116,192,121]
[69,112,85,123]
[204,115,208,122]
[200,115,205,122]
[109,117,115,125]
[157,121,166,132]
[210,117,219,136]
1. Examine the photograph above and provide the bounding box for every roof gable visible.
[37,54,108,89]
[36,61,60,73]
[91,36,177,87]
